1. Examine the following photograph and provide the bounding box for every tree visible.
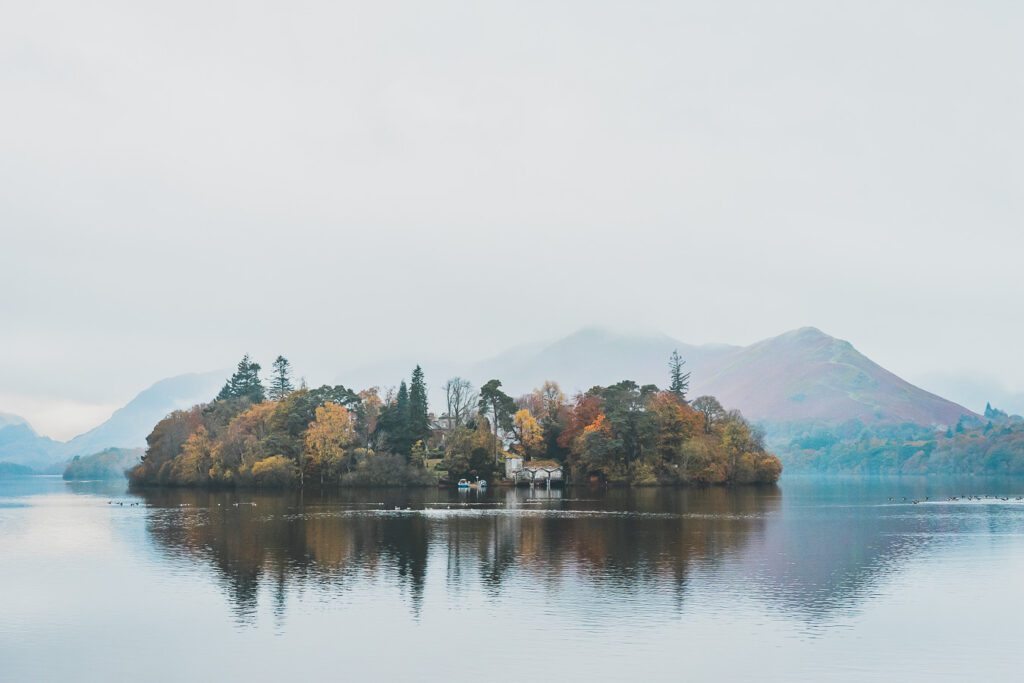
[511,409,545,458]
[212,401,277,482]
[442,422,498,482]
[377,381,412,457]
[984,402,1008,419]
[357,388,383,449]
[648,392,703,475]
[443,377,476,427]
[305,403,355,486]
[600,380,658,469]
[478,379,515,462]
[170,426,214,485]
[216,354,265,403]
[268,355,295,401]
[668,350,691,402]
[572,413,618,479]
[692,395,726,433]
[408,366,431,448]
[532,381,568,461]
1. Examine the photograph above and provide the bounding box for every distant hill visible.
[63,447,144,480]
[0,461,35,477]
[63,371,224,456]
[457,326,973,428]
[0,421,63,470]
[0,371,224,469]
[469,327,739,400]
[0,412,29,429]
[697,327,972,426]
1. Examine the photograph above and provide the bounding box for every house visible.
[507,458,564,486]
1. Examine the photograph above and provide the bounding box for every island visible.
[64,447,143,480]
[128,354,782,489]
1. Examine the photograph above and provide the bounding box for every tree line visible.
[128,351,781,488]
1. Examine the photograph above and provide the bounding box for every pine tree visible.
[668,350,691,402]
[268,355,295,401]
[216,354,265,403]
[408,365,431,449]
[394,380,412,456]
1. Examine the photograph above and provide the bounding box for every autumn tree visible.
[213,401,277,482]
[443,421,498,481]
[304,402,355,486]
[692,395,726,433]
[268,355,295,401]
[668,350,691,402]
[647,392,703,476]
[511,409,545,458]
[356,388,383,448]
[533,381,568,461]
[558,392,604,452]
[573,413,618,479]
[170,425,214,485]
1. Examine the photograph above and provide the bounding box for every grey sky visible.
[1,1,1022,438]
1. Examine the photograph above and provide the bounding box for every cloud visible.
[0,1,1021,437]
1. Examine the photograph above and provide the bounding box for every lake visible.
[1,475,1022,681]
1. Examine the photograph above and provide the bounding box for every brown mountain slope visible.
[696,327,973,426]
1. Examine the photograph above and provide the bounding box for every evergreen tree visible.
[668,350,691,402]
[379,381,412,457]
[478,379,515,462]
[268,355,295,401]
[216,354,265,403]
[984,402,1007,419]
[408,365,431,448]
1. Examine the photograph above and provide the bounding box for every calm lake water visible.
[1,475,1023,682]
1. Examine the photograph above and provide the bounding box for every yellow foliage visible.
[513,408,545,458]
[304,402,355,484]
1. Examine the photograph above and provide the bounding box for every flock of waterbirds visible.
[101,499,563,512]
[887,494,1024,505]
[105,494,1024,510]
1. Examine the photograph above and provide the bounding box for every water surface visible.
[1,475,1022,681]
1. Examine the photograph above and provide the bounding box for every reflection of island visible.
[141,486,784,623]
[140,481,969,627]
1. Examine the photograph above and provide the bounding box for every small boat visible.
[476,479,487,489]
[457,479,470,489]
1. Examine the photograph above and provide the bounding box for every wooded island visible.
[128,353,782,489]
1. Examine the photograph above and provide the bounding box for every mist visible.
[2,0,1022,438]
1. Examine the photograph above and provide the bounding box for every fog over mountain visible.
[2,1,1022,441]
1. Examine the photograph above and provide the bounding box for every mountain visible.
[469,327,738,399]
[0,420,63,470]
[697,327,972,426]
[0,412,29,429]
[454,326,974,428]
[63,371,224,456]
[0,371,225,469]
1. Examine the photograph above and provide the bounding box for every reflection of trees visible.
[141,486,781,624]
[139,478,997,627]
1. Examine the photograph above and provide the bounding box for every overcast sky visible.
[1,1,1022,439]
